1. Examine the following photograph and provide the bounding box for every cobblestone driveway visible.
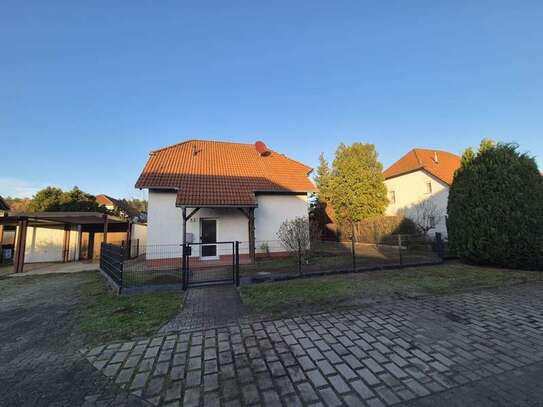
[84,284,543,407]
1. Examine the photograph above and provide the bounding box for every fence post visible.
[182,244,187,290]
[398,234,403,266]
[351,223,356,272]
[298,240,302,275]
[435,232,444,259]
[120,244,124,288]
[235,241,240,287]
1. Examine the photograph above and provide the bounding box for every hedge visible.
[447,143,543,270]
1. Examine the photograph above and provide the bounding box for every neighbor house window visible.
[389,190,396,204]
[425,181,432,194]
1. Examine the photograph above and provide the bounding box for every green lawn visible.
[79,272,181,345]
[240,261,543,316]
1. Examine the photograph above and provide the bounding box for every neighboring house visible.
[383,148,461,237]
[135,139,316,261]
[96,194,141,220]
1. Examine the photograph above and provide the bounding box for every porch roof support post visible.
[14,216,28,274]
[103,214,109,244]
[248,208,256,264]
[238,208,256,264]
[182,207,200,245]
[182,207,187,247]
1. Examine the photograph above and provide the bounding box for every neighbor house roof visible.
[135,140,316,207]
[96,194,139,217]
[383,148,461,185]
[0,196,9,211]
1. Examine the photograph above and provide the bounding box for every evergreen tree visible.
[448,142,543,270]
[327,143,388,226]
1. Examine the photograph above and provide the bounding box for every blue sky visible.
[1,0,542,198]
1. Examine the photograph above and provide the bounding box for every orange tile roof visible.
[383,148,461,185]
[135,140,316,207]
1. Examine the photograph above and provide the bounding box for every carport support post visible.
[103,214,109,244]
[62,224,71,262]
[13,216,28,274]
[126,220,132,258]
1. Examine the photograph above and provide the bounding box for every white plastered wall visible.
[147,190,309,256]
[384,170,449,237]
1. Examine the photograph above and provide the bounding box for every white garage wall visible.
[24,226,65,263]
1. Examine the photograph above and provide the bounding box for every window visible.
[425,181,432,194]
[389,190,396,204]
[429,216,436,228]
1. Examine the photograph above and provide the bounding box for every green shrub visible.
[448,143,543,270]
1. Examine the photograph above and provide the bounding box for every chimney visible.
[433,151,439,164]
[255,141,271,156]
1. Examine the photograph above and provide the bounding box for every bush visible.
[277,217,311,262]
[448,143,543,270]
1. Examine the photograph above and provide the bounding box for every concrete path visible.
[84,283,543,407]
[8,260,100,277]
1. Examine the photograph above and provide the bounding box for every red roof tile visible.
[383,148,461,185]
[135,140,316,207]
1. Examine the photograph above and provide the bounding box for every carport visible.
[0,212,130,274]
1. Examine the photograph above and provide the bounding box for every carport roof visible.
[0,212,127,226]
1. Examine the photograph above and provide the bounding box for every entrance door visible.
[200,219,217,258]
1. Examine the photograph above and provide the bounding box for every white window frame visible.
[425,181,432,194]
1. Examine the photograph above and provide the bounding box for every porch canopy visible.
[0,212,128,273]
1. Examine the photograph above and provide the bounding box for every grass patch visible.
[79,272,181,345]
[240,261,543,316]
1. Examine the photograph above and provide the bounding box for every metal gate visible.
[182,241,240,288]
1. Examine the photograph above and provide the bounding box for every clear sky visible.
[1,0,542,199]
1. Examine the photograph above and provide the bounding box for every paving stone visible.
[81,284,543,407]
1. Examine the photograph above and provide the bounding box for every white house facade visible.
[383,149,461,238]
[147,191,309,256]
[136,140,316,262]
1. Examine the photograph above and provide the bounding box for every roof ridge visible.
[150,139,256,154]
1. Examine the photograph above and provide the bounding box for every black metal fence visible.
[99,243,123,286]
[100,234,445,291]
[240,233,446,281]
[182,241,240,288]
[99,240,241,292]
